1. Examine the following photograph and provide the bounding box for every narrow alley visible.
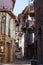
[0,0,43,65]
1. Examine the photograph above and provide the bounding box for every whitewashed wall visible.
[10,18,16,39]
[6,14,10,35]
[19,34,24,56]
[12,19,16,39]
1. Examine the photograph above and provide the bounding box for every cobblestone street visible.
[0,64,31,65]
[0,59,31,65]
[0,0,42,64]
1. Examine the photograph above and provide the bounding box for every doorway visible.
[5,42,10,63]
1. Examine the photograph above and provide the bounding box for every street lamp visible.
[28,0,34,5]
[28,0,30,5]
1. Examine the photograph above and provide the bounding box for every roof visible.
[12,0,16,8]
[0,9,16,19]
[22,5,34,15]
[18,5,34,20]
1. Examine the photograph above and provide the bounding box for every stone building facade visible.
[34,0,43,64]
[0,0,16,63]
[18,5,36,59]
[0,9,16,63]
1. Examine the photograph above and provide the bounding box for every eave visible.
[0,9,16,19]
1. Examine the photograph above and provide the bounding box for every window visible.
[32,33,35,43]
[8,19,11,37]
[0,45,4,53]
[30,32,35,44]
[26,19,29,28]
[16,26,19,32]
[0,42,5,53]
[1,16,6,35]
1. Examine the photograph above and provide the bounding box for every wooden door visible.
[5,43,10,63]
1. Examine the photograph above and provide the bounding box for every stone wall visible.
[34,0,43,64]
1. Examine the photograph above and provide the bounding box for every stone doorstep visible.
[39,64,43,65]
[3,64,31,65]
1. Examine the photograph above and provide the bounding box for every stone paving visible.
[0,64,31,65]
[0,59,31,65]
[0,59,34,65]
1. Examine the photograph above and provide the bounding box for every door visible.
[5,42,10,63]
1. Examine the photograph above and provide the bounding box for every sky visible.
[13,0,28,16]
